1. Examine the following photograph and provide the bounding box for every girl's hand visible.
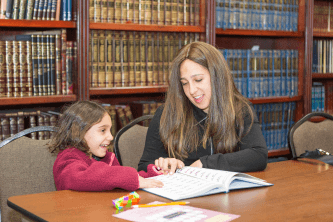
[154,157,185,175]
[138,176,164,188]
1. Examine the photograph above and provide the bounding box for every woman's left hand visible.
[190,159,203,168]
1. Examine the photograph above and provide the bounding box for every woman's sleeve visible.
[199,106,268,172]
[53,152,140,191]
[138,106,169,172]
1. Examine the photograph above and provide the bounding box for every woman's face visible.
[180,59,211,113]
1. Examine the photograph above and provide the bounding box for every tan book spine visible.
[152,0,158,24]
[101,0,108,22]
[37,112,45,140]
[31,35,39,96]
[134,32,141,86]
[19,0,28,19]
[134,0,140,23]
[190,0,194,26]
[55,34,62,94]
[61,30,67,95]
[195,0,199,25]
[0,41,6,97]
[153,32,158,86]
[26,111,37,140]
[140,32,147,86]
[107,0,115,22]
[114,0,121,23]
[89,0,94,21]
[122,31,129,87]
[6,41,14,98]
[184,0,190,26]
[17,111,25,133]
[43,113,51,139]
[121,0,128,23]
[158,0,165,25]
[98,30,106,87]
[145,0,152,25]
[12,0,20,19]
[106,30,114,88]
[1,117,10,140]
[26,41,33,97]
[91,31,99,88]
[128,32,135,87]
[178,0,184,26]
[165,0,171,25]
[116,106,128,128]
[55,0,61,20]
[19,41,28,97]
[94,0,101,22]
[114,31,122,87]
[163,33,169,86]
[124,105,134,122]
[109,105,117,136]
[128,1,134,23]
[12,41,20,97]
[171,0,177,25]
[9,113,18,137]
[146,32,153,86]
[158,32,164,85]
[65,41,73,95]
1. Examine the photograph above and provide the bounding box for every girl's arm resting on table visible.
[54,154,140,191]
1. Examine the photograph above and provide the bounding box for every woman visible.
[138,42,267,174]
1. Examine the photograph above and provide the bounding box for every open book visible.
[141,167,273,201]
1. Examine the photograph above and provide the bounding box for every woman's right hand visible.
[154,157,185,175]
[138,176,164,188]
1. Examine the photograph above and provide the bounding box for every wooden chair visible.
[288,112,333,159]
[0,126,58,222]
[113,115,153,170]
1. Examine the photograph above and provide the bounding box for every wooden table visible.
[7,160,333,222]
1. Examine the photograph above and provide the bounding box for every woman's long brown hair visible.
[160,42,253,160]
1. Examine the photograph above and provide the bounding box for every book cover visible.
[55,0,61,20]
[171,0,177,25]
[121,31,129,87]
[107,0,115,23]
[158,0,165,25]
[1,117,10,140]
[42,35,48,96]
[6,41,14,97]
[66,41,73,94]
[101,0,107,22]
[106,30,114,88]
[36,35,44,96]
[32,0,40,20]
[178,0,184,26]
[114,0,120,23]
[12,41,20,97]
[37,0,45,20]
[146,32,153,86]
[61,29,67,94]
[142,167,273,201]
[114,31,122,87]
[12,0,19,19]
[42,0,49,20]
[98,30,106,88]
[133,0,139,23]
[42,112,51,139]
[128,32,135,87]
[116,105,128,128]
[124,105,134,123]
[45,35,51,95]
[17,111,25,133]
[9,113,18,137]
[18,41,28,97]
[5,0,14,19]
[153,32,159,86]
[165,0,171,25]
[152,0,158,24]
[134,31,141,86]
[67,0,72,21]
[0,41,6,98]
[18,0,27,19]
[49,35,56,95]
[37,111,45,140]
[55,34,62,94]
[50,0,57,20]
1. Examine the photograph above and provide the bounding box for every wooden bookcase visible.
[305,0,333,120]
[1,0,311,158]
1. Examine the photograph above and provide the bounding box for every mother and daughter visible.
[49,41,267,192]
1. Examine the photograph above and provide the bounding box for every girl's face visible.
[180,59,212,113]
[84,113,113,158]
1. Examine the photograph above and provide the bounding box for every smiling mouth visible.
[194,95,203,103]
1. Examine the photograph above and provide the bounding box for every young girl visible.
[49,101,163,191]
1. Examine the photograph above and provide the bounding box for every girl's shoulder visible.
[57,147,88,160]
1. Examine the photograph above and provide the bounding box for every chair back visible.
[0,126,58,222]
[113,115,153,170]
[288,112,333,158]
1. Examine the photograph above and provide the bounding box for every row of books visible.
[313,0,333,32]
[312,82,325,112]
[90,30,199,88]
[0,109,60,141]
[89,0,200,26]
[0,0,73,21]
[102,101,164,136]
[220,49,299,98]
[253,102,296,151]
[215,0,299,31]
[0,30,75,98]
[312,39,333,74]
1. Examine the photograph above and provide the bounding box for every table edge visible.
[7,198,47,222]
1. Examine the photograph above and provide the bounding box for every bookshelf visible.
[1,0,311,158]
[306,0,333,116]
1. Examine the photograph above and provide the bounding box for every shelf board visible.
[268,148,290,157]
[90,23,205,33]
[249,95,303,104]
[0,95,77,106]
[0,19,76,28]
[312,73,333,79]
[90,86,168,95]
[313,31,333,37]
[216,29,304,37]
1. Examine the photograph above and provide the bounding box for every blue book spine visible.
[285,50,290,96]
[293,0,298,31]
[246,50,251,98]
[67,0,72,21]
[254,0,260,30]
[61,0,67,21]
[247,0,252,29]
[280,102,286,148]
[216,0,221,28]
[47,0,53,20]
[234,0,240,29]
[280,0,286,30]
[258,50,263,97]
[262,50,268,97]
[285,2,290,31]
[267,103,272,150]
[322,84,325,111]
[290,50,295,96]
[236,50,242,93]
[280,50,285,96]
[223,0,229,29]
[271,0,277,30]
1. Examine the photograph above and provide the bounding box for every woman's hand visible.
[190,159,203,168]
[154,157,185,175]
[138,176,164,188]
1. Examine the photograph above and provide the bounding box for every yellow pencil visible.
[132,202,190,208]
